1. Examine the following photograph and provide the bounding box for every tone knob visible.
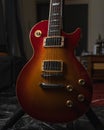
[78,94,85,102]
[78,79,86,86]
[66,100,73,108]
[66,85,73,92]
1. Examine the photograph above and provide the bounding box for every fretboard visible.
[48,0,63,36]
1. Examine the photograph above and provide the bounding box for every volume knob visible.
[66,100,73,108]
[66,85,73,92]
[78,79,86,86]
[78,94,85,102]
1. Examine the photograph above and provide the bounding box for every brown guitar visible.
[16,0,92,123]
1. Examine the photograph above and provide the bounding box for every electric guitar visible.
[16,0,92,123]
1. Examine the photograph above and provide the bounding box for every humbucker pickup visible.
[42,60,63,72]
[44,36,64,47]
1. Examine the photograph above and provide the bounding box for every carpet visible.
[91,82,104,106]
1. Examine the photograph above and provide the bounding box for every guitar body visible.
[16,20,92,123]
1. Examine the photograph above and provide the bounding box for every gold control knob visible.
[78,79,86,86]
[66,85,73,92]
[66,100,73,108]
[34,30,42,37]
[78,94,85,102]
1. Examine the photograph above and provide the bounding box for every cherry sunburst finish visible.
[16,0,92,123]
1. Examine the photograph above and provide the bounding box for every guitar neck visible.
[48,0,63,36]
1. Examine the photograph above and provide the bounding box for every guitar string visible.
[48,0,52,83]
[53,0,58,72]
[53,0,57,74]
[50,0,56,83]
[47,0,52,82]
[53,0,61,75]
[55,0,62,72]
[46,0,62,84]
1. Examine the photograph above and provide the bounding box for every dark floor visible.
[0,87,104,130]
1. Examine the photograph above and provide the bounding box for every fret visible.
[51,19,59,22]
[49,30,59,33]
[50,15,60,20]
[52,13,60,16]
[50,25,60,27]
[48,31,60,36]
[50,20,60,25]
[49,27,60,33]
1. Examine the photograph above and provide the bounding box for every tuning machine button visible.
[66,100,73,108]
[78,94,85,102]
[66,85,73,92]
[78,79,86,86]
